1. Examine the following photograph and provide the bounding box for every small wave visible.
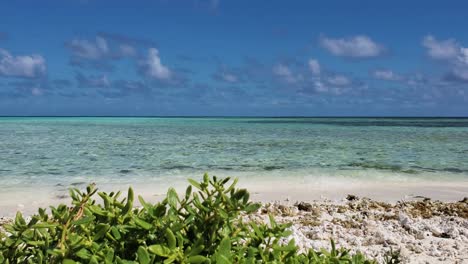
[346,162,418,174]
[161,165,196,170]
[70,181,87,186]
[442,167,468,173]
[263,165,285,171]
[410,166,468,174]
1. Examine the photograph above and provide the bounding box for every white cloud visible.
[308,59,321,75]
[458,47,468,65]
[119,44,137,57]
[31,87,43,96]
[141,48,171,80]
[422,35,460,61]
[0,48,46,78]
[452,67,468,82]
[67,36,138,61]
[68,37,109,60]
[327,75,351,86]
[221,72,238,83]
[273,64,301,83]
[373,69,401,81]
[422,35,468,83]
[313,80,328,92]
[320,35,384,58]
[213,66,241,83]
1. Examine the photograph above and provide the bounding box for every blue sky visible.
[1,0,468,116]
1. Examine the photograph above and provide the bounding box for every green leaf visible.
[138,195,151,211]
[216,237,231,262]
[76,248,92,260]
[187,255,207,264]
[98,192,111,208]
[225,178,238,193]
[72,215,95,225]
[63,259,78,264]
[111,226,122,240]
[122,187,134,215]
[163,255,176,264]
[105,248,115,263]
[233,189,247,200]
[93,223,110,241]
[185,185,192,200]
[188,244,205,257]
[32,223,59,229]
[137,246,150,264]
[133,216,153,230]
[273,239,297,252]
[165,228,176,249]
[188,179,202,190]
[216,254,231,264]
[167,188,178,208]
[245,203,261,213]
[148,244,171,257]
[14,212,26,226]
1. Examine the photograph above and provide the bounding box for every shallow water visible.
[1,117,468,189]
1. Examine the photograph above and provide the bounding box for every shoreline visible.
[1,177,467,217]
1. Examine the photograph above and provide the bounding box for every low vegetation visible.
[0,174,395,263]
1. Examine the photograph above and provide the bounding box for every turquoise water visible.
[1,117,468,188]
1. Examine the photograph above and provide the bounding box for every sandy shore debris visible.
[246,196,468,264]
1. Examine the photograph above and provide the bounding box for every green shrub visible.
[0,174,378,263]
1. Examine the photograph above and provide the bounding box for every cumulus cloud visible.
[373,69,401,81]
[66,35,138,70]
[220,72,238,83]
[140,48,171,80]
[326,75,351,86]
[119,44,137,57]
[67,37,110,60]
[273,63,302,83]
[212,65,243,83]
[423,35,468,83]
[453,67,468,81]
[422,35,460,61]
[445,68,468,83]
[31,87,43,96]
[320,35,385,58]
[308,59,321,75]
[313,80,328,92]
[0,48,46,78]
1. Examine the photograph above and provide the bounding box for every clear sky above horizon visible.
[1,0,468,116]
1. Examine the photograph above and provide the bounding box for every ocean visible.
[1,117,468,190]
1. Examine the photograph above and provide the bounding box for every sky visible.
[1,0,468,116]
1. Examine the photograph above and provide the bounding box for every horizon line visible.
[0,115,468,118]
